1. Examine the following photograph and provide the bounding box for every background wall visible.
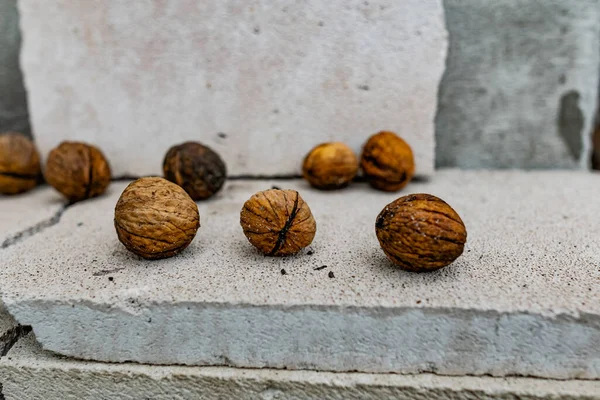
[436,0,600,170]
[0,0,29,137]
[1,0,599,170]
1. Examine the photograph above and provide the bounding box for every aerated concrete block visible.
[0,333,598,400]
[0,186,65,248]
[18,0,446,177]
[0,171,598,379]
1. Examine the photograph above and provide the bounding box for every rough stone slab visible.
[436,0,600,169]
[1,333,598,400]
[1,171,599,378]
[0,0,30,136]
[0,186,66,248]
[18,0,445,178]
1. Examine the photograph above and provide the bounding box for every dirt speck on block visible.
[328,271,335,278]
[281,269,287,275]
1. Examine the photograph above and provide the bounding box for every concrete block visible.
[1,171,599,378]
[1,333,598,400]
[436,0,600,169]
[0,0,30,136]
[593,123,600,170]
[0,186,66,248]
[18,0,446,178]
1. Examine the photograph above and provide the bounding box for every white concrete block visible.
[1,333,598,400]
[0,186,65,248]
[18,0,445,178]
[1,171,599,378]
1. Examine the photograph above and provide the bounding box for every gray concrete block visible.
[1,171,598,378]
[17,0,446,178]
[436,0,600,169]
[1,333,598,400]
[0,0,30,136]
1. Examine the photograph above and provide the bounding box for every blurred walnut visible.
[163,141,227,200]
[375,193,467,272]
[240,189,316,256]
[302,142,358,190]
[45,141,111,202]
[0,132,41,195]
[114,177,200,260]
[360,131,415,191]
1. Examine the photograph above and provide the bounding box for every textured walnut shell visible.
[375,193,467,272]
[114,177,200,260]
[360,131,415,192]
[163,142,227,200]
[0,133,41,195]
[302,142,359,190]
[45,141,111,202]
[240,189,316,256]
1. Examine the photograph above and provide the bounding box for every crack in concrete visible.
[0,325,31,357]
[1,205,67,249]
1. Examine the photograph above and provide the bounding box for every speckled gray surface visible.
[0,186,65,248]
[2,171,598,314]
[0,171,599,376]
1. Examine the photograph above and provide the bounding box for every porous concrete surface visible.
[0,0,30,136]
[1,171,599,378]
[1,333,599,400]
[0,185,61,355]
[0,186,66,248]
[436,0,600,169]
[18,0,445,178]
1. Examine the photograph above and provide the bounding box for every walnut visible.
[240,189,316,256]
[114,177,200,260]
[375,193,467,272]
[163,141,227,200]
[0,133,41,195]
[45,141,111,202]
[302,142,359,190]
[360,131,415,191]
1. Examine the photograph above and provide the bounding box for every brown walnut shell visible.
[114,177,200,260]
[45,141,111,202]
[360,131,415,192]
[302,142,359,190]
[240,189,316,256]
[375,193,467,272]
[0,132,41,195]
[163,141,227,200]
